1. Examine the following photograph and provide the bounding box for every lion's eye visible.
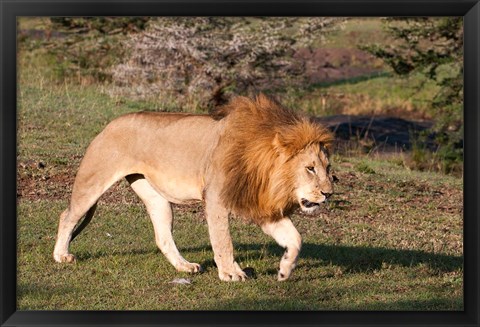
[306,166,315,173]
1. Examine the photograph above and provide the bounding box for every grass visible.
[322,18,393,49]
[17,48,166,165]
[17,18,463,311]
[294,73,438,119]
[17,157,463,310]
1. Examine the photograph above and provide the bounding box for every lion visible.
[53,94,334,281]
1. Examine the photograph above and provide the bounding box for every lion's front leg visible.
[204,199,247,282]
[261,218,302,281]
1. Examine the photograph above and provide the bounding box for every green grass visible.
[17,156,463,310]
[294,73,438,118]
[322,18,393,49]
[17,48,169,165]
[17,17,51,30]
[17,19,463,311]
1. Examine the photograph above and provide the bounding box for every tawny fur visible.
[214,94,333,224]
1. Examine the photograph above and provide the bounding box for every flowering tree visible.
[109,17,344,109]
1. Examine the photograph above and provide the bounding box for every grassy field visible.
[17,18,463,311]
[295,18,439,118]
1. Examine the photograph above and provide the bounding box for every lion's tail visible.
[71,203,97,242]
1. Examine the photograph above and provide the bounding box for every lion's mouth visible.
[300,198,320,208]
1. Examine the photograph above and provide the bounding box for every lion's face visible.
[291,144,333,214]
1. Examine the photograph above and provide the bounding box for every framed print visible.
[1,0,479,326]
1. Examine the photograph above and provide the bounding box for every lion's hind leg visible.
[261,218,302,281]
[53,203,97,263]
[53,162,125,263]
[53,173,118,263]
[127,175,202,273]
[53,208,80,263]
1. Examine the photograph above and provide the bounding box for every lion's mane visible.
[213,94,333,224]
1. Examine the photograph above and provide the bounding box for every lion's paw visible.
[218,262,247,281]
[176,262,203,273]
[54,253,76,263]
[219,271,247,281]
[277,271,291,281]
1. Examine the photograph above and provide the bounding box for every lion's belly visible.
[142,167,204,204]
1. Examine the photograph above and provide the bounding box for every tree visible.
[109,17,344,109]
[364,17,463,173]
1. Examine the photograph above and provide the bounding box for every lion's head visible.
[214,94,334,224]
[287,143,333,214]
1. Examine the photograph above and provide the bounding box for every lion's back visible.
[80,111,224,201]
[108,110,223,163]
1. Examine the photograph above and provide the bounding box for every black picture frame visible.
[1,1,479,326]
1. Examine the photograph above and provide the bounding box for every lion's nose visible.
[321,191,332,199]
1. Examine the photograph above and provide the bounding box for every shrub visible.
[108,17,345,110]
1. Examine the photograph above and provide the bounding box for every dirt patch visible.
[294,48,383,84]
[17,161,142,205]
[17,160,74,201]
[17,159,203,219]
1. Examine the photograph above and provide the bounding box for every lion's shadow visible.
[75,242,462,275]
[189,242,463,275]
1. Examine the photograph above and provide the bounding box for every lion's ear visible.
[273,132,295,157]
[320,142,331,155]
[272,133,286,154]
